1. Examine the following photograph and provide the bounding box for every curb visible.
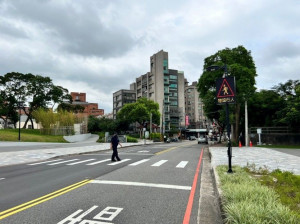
[209,147,226,223]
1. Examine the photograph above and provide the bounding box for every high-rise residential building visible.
[134,50,185,131]
[184,81,207,128]
[112,50,186,132]
[113,89,136,120]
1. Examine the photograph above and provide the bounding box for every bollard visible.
[239,141,242,147]
[250,141,253,147]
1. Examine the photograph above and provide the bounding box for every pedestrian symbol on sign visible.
[216,77,236,105]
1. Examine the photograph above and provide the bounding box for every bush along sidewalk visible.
[216,165,299,224]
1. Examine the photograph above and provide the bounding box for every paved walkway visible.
[210,146,300,174]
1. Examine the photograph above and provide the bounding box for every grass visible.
[216,165,299,224]
[245,165,300,216]
[0,129,68,143]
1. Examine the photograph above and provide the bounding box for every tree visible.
[273,80,300,130]
[0,90,18,128]
[57,102,85,113]
[198,46,257,142]
[0,72,72,129]
[117,98,160,136]
[248,90,284,127]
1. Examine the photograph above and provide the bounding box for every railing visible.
[249,126,292,134]
[40,126,74,136]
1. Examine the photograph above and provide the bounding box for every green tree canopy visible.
[117,97,160,128]
[57,102,85,113]
[0,72,72,129]
[197,45,257,141]
[273,80,300,130]
[248,90,285,127]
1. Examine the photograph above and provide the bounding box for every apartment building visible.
[184,81,207,128]
[133,50,185,131]
[113,89,136,119]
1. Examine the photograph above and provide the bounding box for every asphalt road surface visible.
[0,141,204,224]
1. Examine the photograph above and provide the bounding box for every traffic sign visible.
[216,77,236,104]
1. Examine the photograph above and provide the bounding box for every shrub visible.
[128,133,140,139]
[150,133,161,140]
[126,136,138,143]
[217,165,299,224]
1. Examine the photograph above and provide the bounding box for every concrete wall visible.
[63,133,92,143]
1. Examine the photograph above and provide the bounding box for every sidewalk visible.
[209,146,300,174]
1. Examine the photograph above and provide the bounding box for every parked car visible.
[198,135,208,144]
[189,136,197,140]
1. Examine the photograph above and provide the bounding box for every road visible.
[0,141,204,224]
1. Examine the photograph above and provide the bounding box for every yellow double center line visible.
[155,142,196,155]
[0,179,91,220]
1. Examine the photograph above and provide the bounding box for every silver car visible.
[198,136,208,144]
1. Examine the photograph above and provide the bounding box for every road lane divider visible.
[0,179,91,221]
[155,142,196,155]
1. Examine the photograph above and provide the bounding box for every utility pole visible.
[245,100,249,146]
[150,113,152,134]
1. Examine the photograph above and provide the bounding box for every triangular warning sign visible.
[217,79,235,98]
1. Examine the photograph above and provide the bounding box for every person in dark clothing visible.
[110,133,122,161]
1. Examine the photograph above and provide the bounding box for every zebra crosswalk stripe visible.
[151,160,168,167]
[176,161,188,168]
[67,159,96,165]
[129,159,150,166]
[28,159,63,165]
[86,159,111,165]
[108,159,131,166]
[48,159,79,165]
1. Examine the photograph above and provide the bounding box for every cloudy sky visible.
[1,0,299,113]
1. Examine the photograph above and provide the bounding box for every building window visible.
[169,84,177,89]
[170,75,177,80]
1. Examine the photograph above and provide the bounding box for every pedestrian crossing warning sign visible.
[216,77,236,104]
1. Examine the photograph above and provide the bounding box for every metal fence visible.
[249,126,291,134]
[40,126,74,136]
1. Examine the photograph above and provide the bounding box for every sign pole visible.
[226,102,233,173]
[213,64,235,173]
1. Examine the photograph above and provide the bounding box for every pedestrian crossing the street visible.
[27,158,190,168]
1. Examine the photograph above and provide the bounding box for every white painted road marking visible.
[86,159,111,165]
[58,205,122,224]
[129,159,150,166]
[151,160,168,167]
[58,205,98,224]
[48,159,79,165]
[28,159,63,165]
[108,159,131,165]
[138,150,150,153]
[67,159,96,165]
[0,178,5,181]
[176,161,188,168]
[91,180,192,190]
[94,207,123,221]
